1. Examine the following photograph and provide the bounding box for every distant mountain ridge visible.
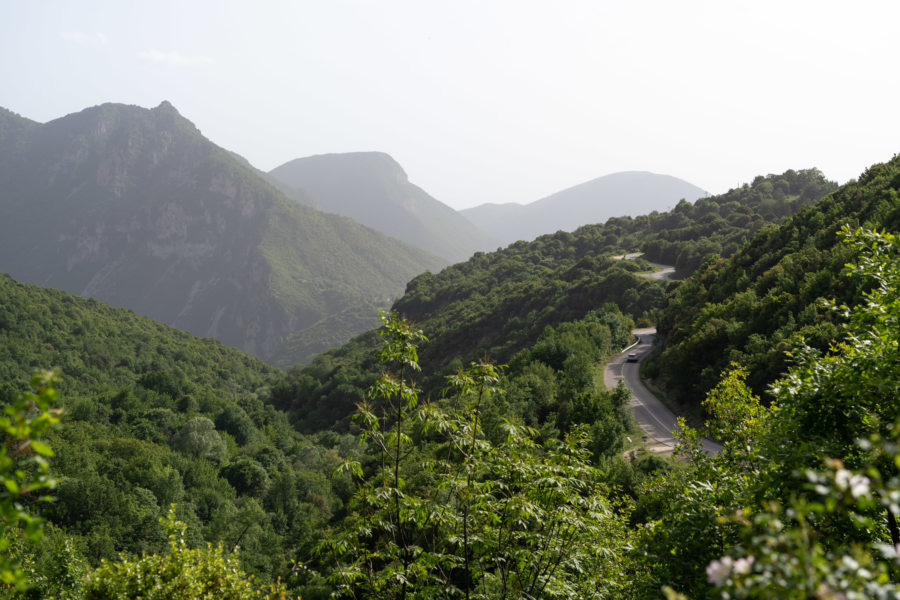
[462,171,708,245]
[268,152,498,262]
[0,102,445,365]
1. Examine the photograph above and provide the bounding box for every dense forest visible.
[5,156,900,599]
[0,272,639,598]
[0,274,345,597]
[595,168,836,275]
[647,153,900,407]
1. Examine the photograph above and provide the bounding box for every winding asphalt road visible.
[604,328,722,456]
[643,261,675,281]
[614,253,676,282]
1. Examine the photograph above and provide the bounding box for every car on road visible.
[626,353,638,362]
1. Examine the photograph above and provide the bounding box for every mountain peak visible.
[0,106,37,123]
[286,151,409,183]
[0,107,40,137]
[268,152,497,261]
[153,100,180,114]
[57,101,204,141]
[0,103,444,365]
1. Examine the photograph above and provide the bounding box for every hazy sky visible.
[3,0,898,209]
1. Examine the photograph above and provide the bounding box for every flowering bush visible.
[704,228,900,599]
[706,450,900,599]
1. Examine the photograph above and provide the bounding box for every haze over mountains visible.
[0,100,718,367]
[0,102,445,365]
[269,152,497,262]
[462,171,709,246]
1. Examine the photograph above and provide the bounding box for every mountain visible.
[268,152,498,262]
[461,171,709,245]
[0,102,445,365]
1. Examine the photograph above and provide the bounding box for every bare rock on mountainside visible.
[0,102,445,365]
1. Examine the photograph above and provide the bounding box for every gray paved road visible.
[613,253,676,281]
[605,328,722,456]
[643,262,675,281]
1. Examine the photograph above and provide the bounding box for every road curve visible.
[642,262,675,281]
[604,328,722,456]
[613,253,676,281]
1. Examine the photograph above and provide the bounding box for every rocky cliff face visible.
[0,102,444,364]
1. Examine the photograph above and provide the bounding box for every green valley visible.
[4,143,900,599]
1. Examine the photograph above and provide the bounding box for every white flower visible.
[733,555,755,575]
[835,468,852,491]
[849,474,870,499]
[834,469,870,498]
[817,583,848,599]
[706,556,733,585]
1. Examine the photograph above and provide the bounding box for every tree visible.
[0,369,61,590]
[80,507,290,599]
[319,311,628,599]
[705,228,900,598]
[701,364,768,471]
[173,417,227,465]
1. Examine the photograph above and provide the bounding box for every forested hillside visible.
[6,153,894,599]
[0,274,350,596]
[0,274,277,398]
[621,225,900,598]
[15,219,900,598]
[648,154,900,406]
[1,270,639,598]
[276,168,836,432]
[275,243,663,432]
[597,168,837,275]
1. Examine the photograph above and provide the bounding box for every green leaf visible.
[29,440,54,457]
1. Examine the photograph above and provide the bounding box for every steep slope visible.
[0,272,278,397]
[0,102,445,365]
[462,171,708,245]
[268,152,497,262]
[272,167,836,432]
[0,272,347,590]
[648,154,900,406]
